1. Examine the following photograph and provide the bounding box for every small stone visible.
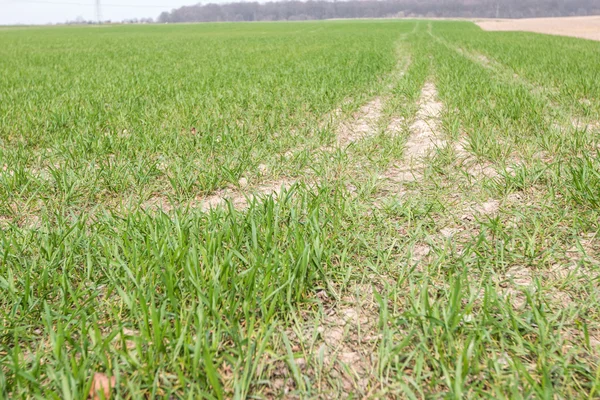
[315,290,329,301]
[461,214,474,222]
[412,244,431,261]
[476,199,500,215]
[440,227,459,238]
[341,308,358,323]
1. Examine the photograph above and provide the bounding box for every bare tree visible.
[157,0,600,23]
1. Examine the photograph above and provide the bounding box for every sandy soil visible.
[476,16,600,42]
[381,81,444,184]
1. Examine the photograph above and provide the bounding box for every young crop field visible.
[1,19,600,398]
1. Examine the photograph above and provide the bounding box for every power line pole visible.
[95,0,102,23]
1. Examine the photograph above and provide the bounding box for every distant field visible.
[477,16,600,41]
[1,20,600,398]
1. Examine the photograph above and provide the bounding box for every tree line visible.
[157,0,600,23]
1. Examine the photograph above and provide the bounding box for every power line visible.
[95,0,101,21]
[3,0,178,8]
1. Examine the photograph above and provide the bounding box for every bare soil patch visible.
[454,140,503,179]
[336,97,384,146]
[196,179,295,211]
[382,81,445,183]
[276,284,382,396]
[404,82,444,159]
[477,16,600,42]
[143,179,295,213]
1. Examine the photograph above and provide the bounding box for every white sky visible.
[0,0,208,25]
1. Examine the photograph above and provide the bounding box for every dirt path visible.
[381,81,445,183]
[476,16,600,42]
[336,98,385,146]
[287,80,502,395]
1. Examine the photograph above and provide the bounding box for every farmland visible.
[1,20,600,398]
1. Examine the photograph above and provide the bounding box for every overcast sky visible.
[0,0,207,25]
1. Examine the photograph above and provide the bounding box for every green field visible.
[1,20,600,398]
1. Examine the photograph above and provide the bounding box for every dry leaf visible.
[89,372,116,400]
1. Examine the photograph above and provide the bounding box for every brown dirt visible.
[453,140,507,179]
[281,284,382,396]
[474,199,500,216]
[477,16,600,42]
[141,179,295,213]
[405,82,444,159]
[498,266,534,309]
[196,179,295,211]
[386,116,405,136]
[382,81,445,183]
[336,97,384,146]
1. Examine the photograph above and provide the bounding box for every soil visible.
[382,81,444,183]
[336,97,384,146]
[476,16,600,42]
[197,179,295,211]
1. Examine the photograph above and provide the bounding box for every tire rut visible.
[381,81,445,184]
